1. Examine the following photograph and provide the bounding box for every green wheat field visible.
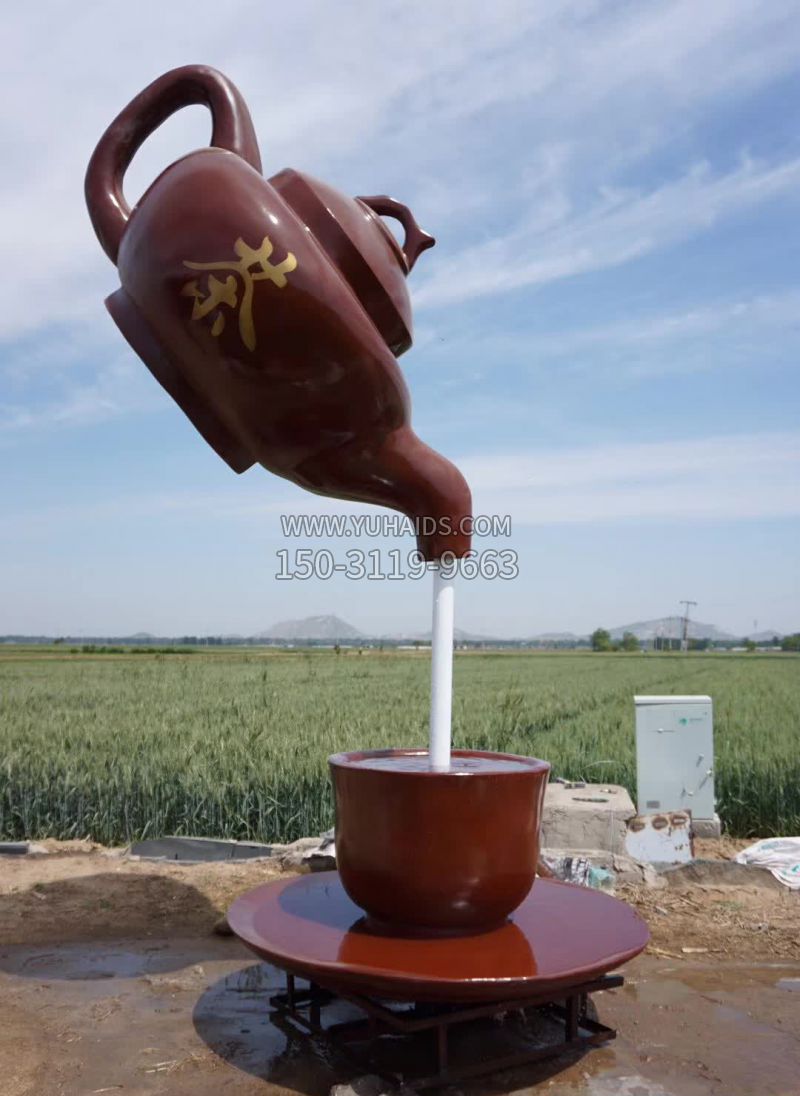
[1,647,798,843]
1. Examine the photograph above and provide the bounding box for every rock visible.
[541,847,638,884]
[305,850,337,871]
[279,836,325,871]
[306,828,336,872]
[330,1075,387,1096]
[281,831,337,873]
[330,1075,414,1096]
[611,851,665,887]
[540,846,664,889]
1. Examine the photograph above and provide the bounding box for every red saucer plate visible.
[228,871,649,1003]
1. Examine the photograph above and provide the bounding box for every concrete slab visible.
[625,812,693,865]
[542,783,636,855]
[130,835,285,862]
[692,815,723,839]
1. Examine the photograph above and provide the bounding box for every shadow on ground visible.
[192,961,596,1095]
[0,871,225,966]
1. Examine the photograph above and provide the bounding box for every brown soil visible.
[624,879,800,963]
[1,837,796,959]
[693,835,754,860]
[0,845,286,945]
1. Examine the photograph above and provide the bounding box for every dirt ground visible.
[0,841,285,947]
[0,841,798,1095]
[2,837,796,962]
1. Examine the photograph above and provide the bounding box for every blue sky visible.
[1,0,799,638]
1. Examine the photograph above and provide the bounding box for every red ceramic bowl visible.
[329,748,550,932]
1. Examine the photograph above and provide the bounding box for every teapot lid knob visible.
[358,195,435,273]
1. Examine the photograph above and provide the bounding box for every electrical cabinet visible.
[634,695,715,820]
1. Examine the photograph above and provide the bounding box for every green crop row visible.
[1,648,798,843]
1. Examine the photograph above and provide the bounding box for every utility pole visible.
[680,600,697,652]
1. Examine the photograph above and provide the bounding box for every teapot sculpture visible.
[86,65,471,560]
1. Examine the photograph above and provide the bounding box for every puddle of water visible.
[651,961,800,996]
[4,944,800,1096]
[618,961,800,1096]
[572,1079,675,1096]
[2,939,229,981]
[777,978,800,992]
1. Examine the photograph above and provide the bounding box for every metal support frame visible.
[270,973,622,1088]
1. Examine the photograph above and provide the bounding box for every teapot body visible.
[87,65,470,560]
[113,147,411,475]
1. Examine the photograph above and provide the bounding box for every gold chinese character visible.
[181,236,297,351]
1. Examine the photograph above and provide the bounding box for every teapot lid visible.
[271,169,434,357]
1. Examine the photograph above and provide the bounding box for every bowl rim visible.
[328,747,550,776]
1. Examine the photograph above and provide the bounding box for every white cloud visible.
[414,156,800,308]
[419,288,800,380]
[549,291,800,352]
[459,433,800,525]
[0,0,558,341]
[0,357,161,434]
[2,0,800,343]
[4,432,798,535]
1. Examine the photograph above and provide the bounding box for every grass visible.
[0,646,798,843]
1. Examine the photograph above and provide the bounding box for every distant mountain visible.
[609,617,735,641]
[453,627,498,642]
[376,626,498,643]
[255,614,363,640]
[3,616,782,647]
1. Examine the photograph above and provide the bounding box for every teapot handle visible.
[85,65,262,264]
[358,195,435,272]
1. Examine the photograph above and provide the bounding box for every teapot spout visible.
[292,425,472,561]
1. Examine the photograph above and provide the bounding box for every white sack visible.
[734,837,800,889]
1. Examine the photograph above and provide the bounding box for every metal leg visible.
[437,1021,449,1076]
[566,992,579,1042]
[269,973,621,1087]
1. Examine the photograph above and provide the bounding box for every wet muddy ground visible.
[0,849,798,1095]
[2,939,799,1095]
